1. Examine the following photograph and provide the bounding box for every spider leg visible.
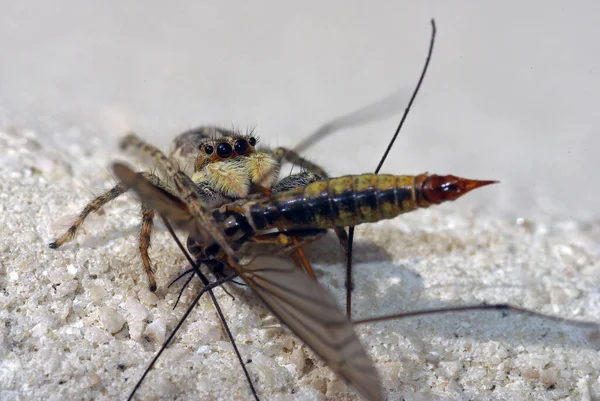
[139,204,157,291]
[49,183,128,248]
[269,146,329,178]
[50,171,175,292]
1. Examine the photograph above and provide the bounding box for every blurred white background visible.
[1,0,598,218]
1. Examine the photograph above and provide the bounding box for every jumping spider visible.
[49,126,334,291]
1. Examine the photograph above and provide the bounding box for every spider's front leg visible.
[50,172,168,292]
[121,133,182,179]
[49,183,128,249]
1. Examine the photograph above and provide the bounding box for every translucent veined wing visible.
[292,88,411,156]
[112,162,383,401]
[240,256,382,401]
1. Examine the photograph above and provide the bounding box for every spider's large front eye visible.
[217,142,233,158]
[234,139,249,155]
[248,137,257,146]
[203,145,214,155]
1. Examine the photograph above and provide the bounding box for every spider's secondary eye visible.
[217,142,233,158]
[234,139,249,155]
[204,145,214,155]
[248,137,257,146]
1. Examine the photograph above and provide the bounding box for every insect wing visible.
[112,163,214,246]
[113,164,381,399]
[292,88,411,156]
[240,256,382,401]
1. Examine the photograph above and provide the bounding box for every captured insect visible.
[49,21,439,400]
[48,66,416,401]
[121,20,599,400]
[104,20,481,400]
[49,128,315,291]
[50,116,368,291]
[48,90,419,399]
[48,19,599,401]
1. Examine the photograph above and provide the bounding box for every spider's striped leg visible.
[139,204,157,291]
[51,171,171,292]
[270,146,329,179]
[121,133,182,177]
[49,183,128,249]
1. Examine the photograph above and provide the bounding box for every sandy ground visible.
[1,2,599,401]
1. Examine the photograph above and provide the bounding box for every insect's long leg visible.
[333,227,349,256]
[168,269,196,309]
[128,271,239,401]
[115,166,384,400]
[251,229,328,269]
[288,237,316,279]
[352,303,600,330]
[157,214,260,401]
[345,231,355,317]
[169,266,242,310]
[346,19,437,318]
[250,231,322,279]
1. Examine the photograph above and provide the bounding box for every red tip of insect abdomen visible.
[418,174,498,205]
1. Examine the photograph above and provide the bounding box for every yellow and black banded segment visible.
[246,173,497,230]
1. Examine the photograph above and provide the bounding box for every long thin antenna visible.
[128,214,259,401]
[375,19,437,175]
[161,215,259,401]
[128,273,238,400]
[346,19,437,318]
[353,303,600,330]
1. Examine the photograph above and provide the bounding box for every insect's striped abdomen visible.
[247,173,496,230]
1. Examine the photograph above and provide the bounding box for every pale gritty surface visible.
[1,2,600,401]
[1,124,599,401]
